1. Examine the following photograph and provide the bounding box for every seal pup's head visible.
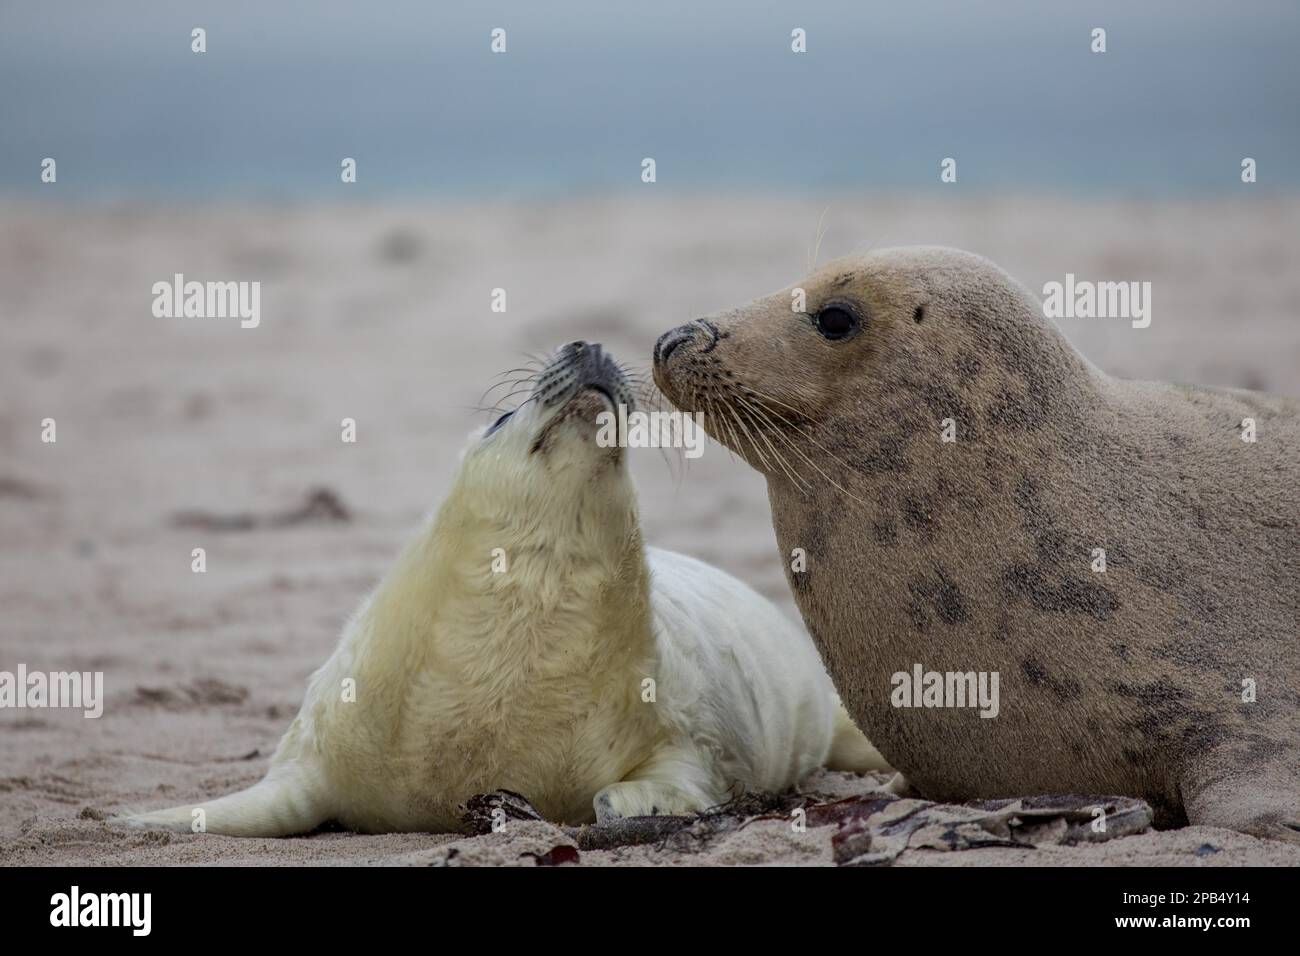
[452,340,641,553]
[356,343,656,825]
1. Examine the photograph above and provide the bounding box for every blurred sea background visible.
[2,0,1298,200]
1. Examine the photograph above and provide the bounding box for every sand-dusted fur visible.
[653,246,1299,841]
[114,342,886,836]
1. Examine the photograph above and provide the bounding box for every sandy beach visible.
[2,195,1298,866]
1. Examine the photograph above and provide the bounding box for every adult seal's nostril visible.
[655,325,696,366]
[696,319,720,353]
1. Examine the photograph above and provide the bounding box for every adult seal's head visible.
[653,245,1300,841]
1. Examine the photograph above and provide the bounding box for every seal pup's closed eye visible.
[653,244,1300,843]
[114,341,888,836]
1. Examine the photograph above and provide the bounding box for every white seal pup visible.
[117,341,887,836]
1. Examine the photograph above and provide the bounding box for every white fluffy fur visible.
[117,374,885,836]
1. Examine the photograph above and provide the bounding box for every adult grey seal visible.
[652,245,1299,841]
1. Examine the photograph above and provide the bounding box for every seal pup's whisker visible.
[490,364,544,380]
[483,368,542,389]
[475,361,544,409]
[469,395,539,419]
[477,378,540,410]
[485,384,539,406]
[518,350,551,367]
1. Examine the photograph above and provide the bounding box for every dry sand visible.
[2,195,1297,866]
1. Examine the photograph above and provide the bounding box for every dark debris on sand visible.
[171,487,351,531]
[459,787,1154,865]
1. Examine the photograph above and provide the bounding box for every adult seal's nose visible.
[654,325,697,366]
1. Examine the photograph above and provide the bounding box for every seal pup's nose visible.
[559,340,610,368]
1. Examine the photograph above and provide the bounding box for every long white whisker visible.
[732,397,810,493]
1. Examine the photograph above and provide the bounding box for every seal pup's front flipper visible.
[827,701,892,773]
[593,780,712,824]
[111,764,332,837]
[589,737,732,823]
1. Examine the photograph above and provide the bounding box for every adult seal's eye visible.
[813,305,860,341]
